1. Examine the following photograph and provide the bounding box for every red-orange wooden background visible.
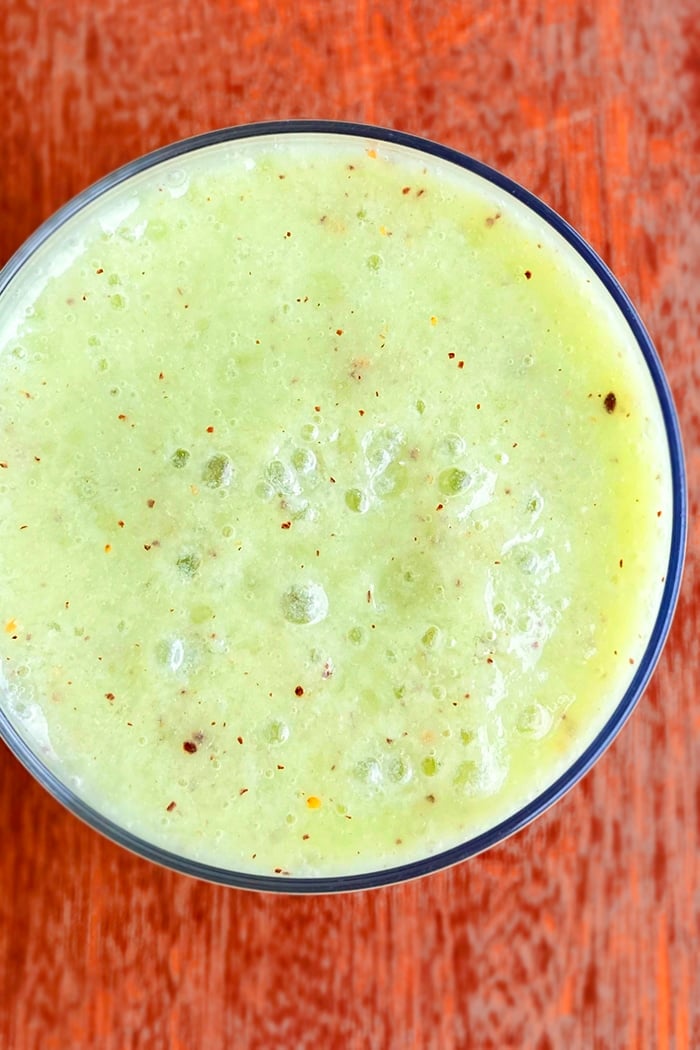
[1,2,698,1047]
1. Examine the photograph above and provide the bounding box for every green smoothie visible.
[0,132,672,878]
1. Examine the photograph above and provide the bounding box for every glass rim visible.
[0,119,688,894]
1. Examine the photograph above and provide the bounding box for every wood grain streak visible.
[1,0,698,1047]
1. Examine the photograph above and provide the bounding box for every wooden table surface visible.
[1,1,698,1047]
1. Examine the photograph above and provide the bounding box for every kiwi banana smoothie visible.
[0,131,672,880]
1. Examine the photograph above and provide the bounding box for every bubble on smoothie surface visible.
[345,487,370,513]
[292,448,316,474]
[354,758,383,785]
[516,702,553,739]
[155,637,185,672]
[442,433,465,456]
[388,755,412,784]
[266,459,299,496]
[171,447,190,469]
[439,467,470,496]
[176,552,201,578]
[264,720,290,745]
[300,423,319,442]
[202,453,233,488]
[421,625,441,649]
[526,491,544,518]
[281,582,329,625]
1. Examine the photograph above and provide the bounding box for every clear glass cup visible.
[0,121,686,892]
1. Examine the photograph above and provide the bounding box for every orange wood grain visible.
[1,0,699,1047]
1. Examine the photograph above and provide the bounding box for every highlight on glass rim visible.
[0,121,686,893]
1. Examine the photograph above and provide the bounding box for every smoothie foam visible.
[0,132,672,878]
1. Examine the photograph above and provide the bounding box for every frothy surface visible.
[0,134,671,877]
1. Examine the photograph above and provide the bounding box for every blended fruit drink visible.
[0,126,678,886]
